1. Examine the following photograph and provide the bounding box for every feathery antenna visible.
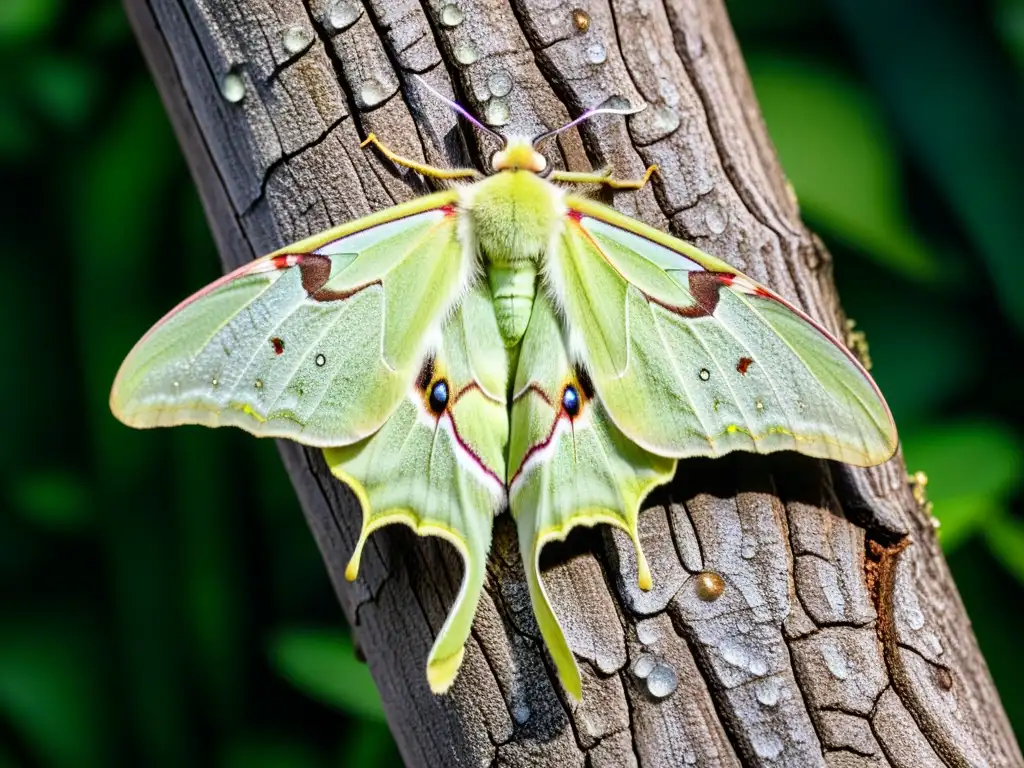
[532,99,645,147]
[413,75,505,145]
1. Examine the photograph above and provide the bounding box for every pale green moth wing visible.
[325,283,509,693]
[110,191,469,447]
[550,196,898,466]
[508,293,676,700]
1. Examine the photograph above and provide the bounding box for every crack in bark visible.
[872,538,969,768]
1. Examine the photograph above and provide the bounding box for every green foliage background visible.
[1,0,1022,764]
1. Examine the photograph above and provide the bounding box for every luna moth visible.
[110,82,897,701]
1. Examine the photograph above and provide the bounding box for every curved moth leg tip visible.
[344,536,368,582]
[565,680,583,702]
[633,535,653,591]
[427,647,466,694]
[343,559,359,582]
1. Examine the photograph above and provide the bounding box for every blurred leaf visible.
[996,0,1024,77]
[82,2,130,49]
[270,629,385,723]
[726,0,820,33]
[0,0,59,44]
[838,267,980,427]
[221,736,321,768]
[0,619,108,768]
[984,510,1024,585]
[828,0,1024,332]
[11,468,91,530]
[339,721,397,767]
[748,54,938,282]
[901,420,1023,550]
[73,80,194,766]
[0,93,34,158]
[27,56,100,128]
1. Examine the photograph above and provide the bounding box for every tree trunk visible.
[125,1,1022,765]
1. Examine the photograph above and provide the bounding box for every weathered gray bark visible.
[125,0,1022,765]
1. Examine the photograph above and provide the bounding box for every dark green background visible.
[1,0,1022,765]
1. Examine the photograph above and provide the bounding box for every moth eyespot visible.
[429,380,449,414]
[698,368,711,381]
[562,385,581,417]
[315,353,326,367]
[271,337,285,355]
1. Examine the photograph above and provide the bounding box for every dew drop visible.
[220,71,246,103]
[633,654,656,679]
[440,3,465,27]
[360,77,388,108]
[455,42,479,65]
[821,641,849,680]
[315,353,327,367]
[694,571,725,601]
[571,8,591,32]
[487,69,513,98]
[486,98,510,126]
[905,600,925,631]
[741,539,756,560]
[282,24,311,54]
[756,678,781,707]
[698,368,710,381]
[646,662,678,698]
[327,0,362,31]
[172,381,180,390]
[586,42,607,65]
[721,640,749,669]
[636,620,660,646]
[651,106,680,135]
[512,703,531,724]
[751,733,784,760]
[705,203,728,235]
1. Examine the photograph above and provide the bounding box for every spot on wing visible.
[429,380,449,414]
[271,337,285,355]
[736,357,753,375]
[562,385,580,418]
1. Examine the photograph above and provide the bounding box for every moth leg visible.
[360,133,480,180]
[550,164,658,190]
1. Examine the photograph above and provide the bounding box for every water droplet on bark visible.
[646,662,678,698]
[440,4,465,27]
[220,71,246,103]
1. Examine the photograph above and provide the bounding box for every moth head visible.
[491,139,548,174]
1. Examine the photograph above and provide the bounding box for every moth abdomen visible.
[487,262,537,347]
